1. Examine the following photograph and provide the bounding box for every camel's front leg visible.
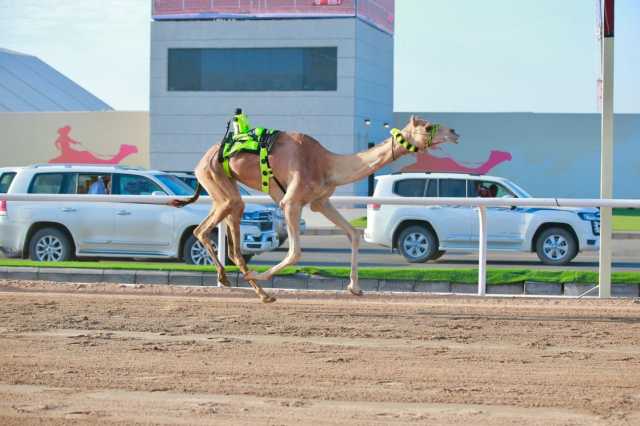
[311,199,362,296]
[245,201,302,281]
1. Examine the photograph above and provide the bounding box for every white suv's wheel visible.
[184,234,215,265]
[397,225,438,263]
[29,228,72,262]
[183,233,252,266]
[535,227,577,266]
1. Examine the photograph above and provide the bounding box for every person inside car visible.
[88,176,111,194]
[475,181,491,198]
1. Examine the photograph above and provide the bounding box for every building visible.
[150,0,394,195]
[0,48,148,168]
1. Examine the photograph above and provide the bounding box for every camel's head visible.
[406,115,459,151]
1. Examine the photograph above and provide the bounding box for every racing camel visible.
[171,115,460,303]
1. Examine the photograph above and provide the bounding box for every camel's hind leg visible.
[196,162,274,302]
[225,213,276,303]
[311,198,362,296]
[192,202,233,287]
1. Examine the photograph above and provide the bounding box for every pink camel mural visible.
[402,149,512,174]
[49,125,138,164]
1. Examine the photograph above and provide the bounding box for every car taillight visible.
[0,200,6,216]
[368,203,380,211]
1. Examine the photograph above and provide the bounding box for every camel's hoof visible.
[260,294,277,304]
[348,285,363,297]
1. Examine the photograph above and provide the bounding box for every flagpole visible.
[599,0,614,298]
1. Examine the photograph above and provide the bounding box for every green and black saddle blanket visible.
[218,127,282,193]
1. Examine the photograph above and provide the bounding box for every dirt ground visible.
[0,280,639,425]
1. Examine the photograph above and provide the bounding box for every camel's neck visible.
[328,134,411,186]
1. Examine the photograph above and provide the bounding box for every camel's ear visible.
[410,115,417,127]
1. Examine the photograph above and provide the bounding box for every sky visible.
[1,0,638,113]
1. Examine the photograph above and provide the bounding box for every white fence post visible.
[217,222,227,285]
[477,206,487,296]
[599,1,615,298]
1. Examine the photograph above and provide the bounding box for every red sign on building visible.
[152,0,394,34]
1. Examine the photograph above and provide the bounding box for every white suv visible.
[0,164,279,264]
[365,173,600,266]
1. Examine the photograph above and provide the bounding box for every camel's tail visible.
[170,182,202,208]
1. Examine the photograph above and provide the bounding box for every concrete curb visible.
[2,267,639,298]
[613,232,640,240]
[304,228,364,236]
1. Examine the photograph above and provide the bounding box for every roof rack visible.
[30,163,145,170]
[163,170,195,175]
[390,170,484,176]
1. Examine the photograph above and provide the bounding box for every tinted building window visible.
[439,179,467,198]
[393,179,426,197]
[29,173,77,194]
[168,47,337,91]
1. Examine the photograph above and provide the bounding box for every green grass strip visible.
[349,216,367,229]
[2,259,639,285]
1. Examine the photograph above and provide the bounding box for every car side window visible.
[491,183,514,198]
[113,174,165,195]
[78,173,112,195]
[468,180,513,198]
[188,177,210,196]
[393,179,426,197]
[425,179,437,197]
[439,179,466,197]
[28,173,77,194]
[0,172,16,193]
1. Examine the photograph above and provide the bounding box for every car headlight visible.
[578,212,600,235]
[578,212,600,221]
[242,210,273,221]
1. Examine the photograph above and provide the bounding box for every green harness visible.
[390,124,440,151]
[221,127,279,193]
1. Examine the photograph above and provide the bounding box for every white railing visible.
[2,193,639,297]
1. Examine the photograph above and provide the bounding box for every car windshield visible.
[154,174,194,196]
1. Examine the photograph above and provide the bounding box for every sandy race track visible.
[1,279,640,425]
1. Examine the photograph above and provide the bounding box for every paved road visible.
[250,234,640,271]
